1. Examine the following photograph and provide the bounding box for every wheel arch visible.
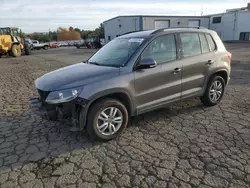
[202,69,229,96]
[11,42,20,46]
[79,90,135,130]
[209,69,229,85]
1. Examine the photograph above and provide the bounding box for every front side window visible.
[88,38,144,67]
[141,34,177,64]
[180,33,202,57]
[199,33,210,53]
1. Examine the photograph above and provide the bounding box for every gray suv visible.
[31,27,231,140]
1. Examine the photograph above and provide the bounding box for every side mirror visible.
[138,58,157,69]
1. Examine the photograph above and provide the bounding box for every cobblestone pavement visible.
[0,47,250,188]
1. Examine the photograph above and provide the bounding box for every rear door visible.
[134,34,182,114]
[179,32,216,98]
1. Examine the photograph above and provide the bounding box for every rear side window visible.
[180,33,202,57]
[206,34,216,51]
[199,33,210,53]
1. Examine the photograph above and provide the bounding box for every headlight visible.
[45,87,83,104]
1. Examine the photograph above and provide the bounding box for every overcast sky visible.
[0,0,248,33]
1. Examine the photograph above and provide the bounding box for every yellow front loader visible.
[0,27,26,58]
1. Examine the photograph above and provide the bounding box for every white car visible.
[32,40,49,50]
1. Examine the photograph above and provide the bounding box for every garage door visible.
[154,20,170,29]
[188,20,200,27]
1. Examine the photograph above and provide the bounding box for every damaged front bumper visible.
[30,97,88,130]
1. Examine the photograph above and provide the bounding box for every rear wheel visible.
[86,98,128,141]
[200,75,225,106]
[11,44,22,57]
[25,48,31,55]
[43,45,49,50]
[24,45,31,55]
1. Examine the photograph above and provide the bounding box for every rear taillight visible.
[227,52,232,61]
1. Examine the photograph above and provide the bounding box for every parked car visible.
[75,41,86,49]
[31,27,231,141]
[49,43,58,48]
[57,42,68,47]
[32,40,49,50]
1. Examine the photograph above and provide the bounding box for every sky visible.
[0,0,249,33]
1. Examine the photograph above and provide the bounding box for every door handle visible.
[173,68,181,74]
[206,60,214,65]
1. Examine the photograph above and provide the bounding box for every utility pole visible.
[201,4,204,16]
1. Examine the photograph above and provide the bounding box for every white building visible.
[104,16,210,42]
[103,3,250,42]
[209,3,250,41]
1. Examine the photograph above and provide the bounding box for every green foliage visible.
[74,28,81,32]
[80,24,104,39]
[26,32,51,42]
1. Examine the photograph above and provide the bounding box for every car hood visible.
[35,63,120,91]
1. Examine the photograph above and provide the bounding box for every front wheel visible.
[11,44,22,57]
[86,99,128,141]
[200,75,225,106]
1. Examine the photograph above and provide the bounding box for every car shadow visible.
[0,97,206,172]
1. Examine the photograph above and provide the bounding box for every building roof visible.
[104,15,210,23]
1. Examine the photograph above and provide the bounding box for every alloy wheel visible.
[97,107,123,136]
[209,80,223,103]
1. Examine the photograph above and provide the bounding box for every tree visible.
[57,27,81,41]
[49,31,57,41]
[26,32,51,42]
[19,29,26,38]
[80,23,104,40]
[95,23,104,38]
[74,28,81,32]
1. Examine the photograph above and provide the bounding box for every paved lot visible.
[0,45,250,188]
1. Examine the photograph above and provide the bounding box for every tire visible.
[24,45,31,55]
[43,45,49,50]
[86,98,128,141]
[11,44,22,57]
[200,75,225,106]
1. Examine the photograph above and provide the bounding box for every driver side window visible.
[141,34,177,64]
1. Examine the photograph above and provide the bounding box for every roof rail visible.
[121,30,142,36]
[151,26,207,35]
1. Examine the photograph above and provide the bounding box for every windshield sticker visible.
[128,38,144,43]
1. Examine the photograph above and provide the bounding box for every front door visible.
[134,34,182,114]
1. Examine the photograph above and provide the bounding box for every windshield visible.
[0,28,10,35]
[88,38,144,67]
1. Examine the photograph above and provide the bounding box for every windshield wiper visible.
[88,61,100,65]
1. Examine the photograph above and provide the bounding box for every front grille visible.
[37,89,49,102]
